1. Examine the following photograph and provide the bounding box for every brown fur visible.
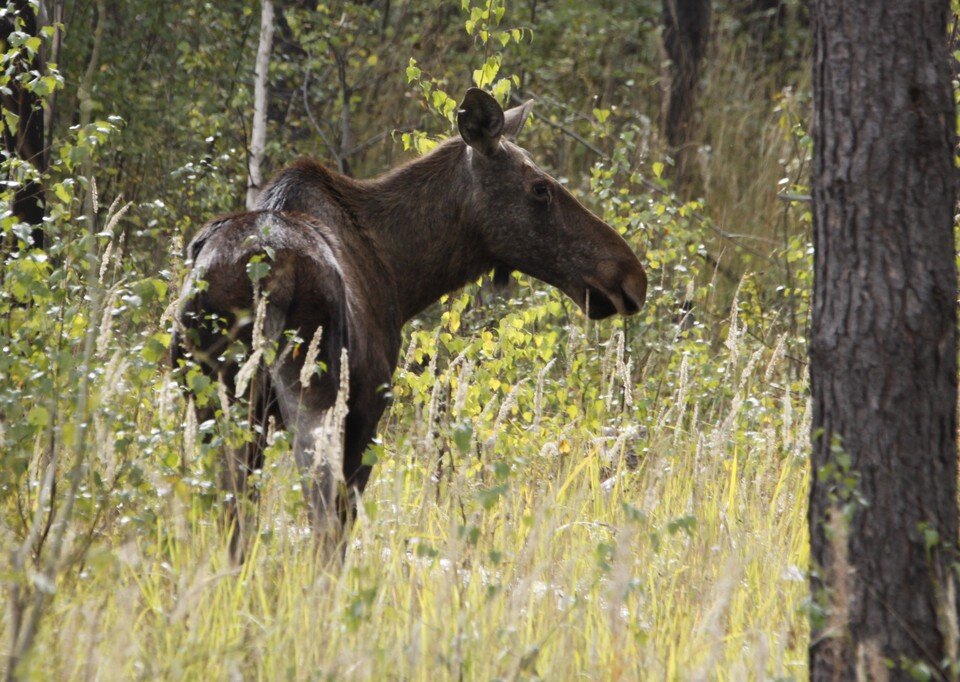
[173,89,647,559]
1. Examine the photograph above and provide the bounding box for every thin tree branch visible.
[246,0,275,210]
[302,67,342,169]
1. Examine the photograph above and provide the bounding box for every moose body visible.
[174,89,647,557]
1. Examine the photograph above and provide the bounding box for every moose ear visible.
[503,99,534,139]
[457,88,505,156]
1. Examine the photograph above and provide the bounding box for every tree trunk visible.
[1,0,47,249]
[246,0,274,210]
[809,1,958,679]
[659,0,710,191]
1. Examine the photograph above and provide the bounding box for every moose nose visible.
[583,259,647,319]
[620,268,647,315]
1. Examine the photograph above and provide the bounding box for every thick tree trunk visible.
[1,0,47,249]
[246,0,274,210]
[659,0,710,190]
[809,1,958,679]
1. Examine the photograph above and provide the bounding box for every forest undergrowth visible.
[1,1,815,678]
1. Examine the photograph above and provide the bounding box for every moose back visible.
[173,88,647,558]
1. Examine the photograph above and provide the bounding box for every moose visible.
[173,88,647,559]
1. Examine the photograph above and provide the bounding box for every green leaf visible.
[490,78,512,104]
[246,254,270,283]
[479,483,508,510]
[27,405,50,428]
[405,58,421,83]
[472,56,501,89]
[187,370,212,398]
[142,332,172,363]
[53,181,72,204]
[3,108,19,136]
[134,277,168,302]
[362,443,384,466]
[453,422,473,454]
[667,514,697,536]
[415,542,439,558]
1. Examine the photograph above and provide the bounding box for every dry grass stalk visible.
[234,291,269,397]
[724,281,743,364]
[452,357,476,417]
[95,288,119,358]
[184,397,198,466]
[485,380,525,450]
[298,325,324,389]
[532,358,556,433]
[310,347,350,485]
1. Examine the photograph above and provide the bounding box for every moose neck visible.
[353,140,491,322]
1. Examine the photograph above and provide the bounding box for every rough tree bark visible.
[1,0,47,249]
[659,0,711,190]
[246,0,274,210]
[809,1,958,679]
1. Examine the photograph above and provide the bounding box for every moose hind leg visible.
[221,371,271,563]
[301,416,346,539]
[268,352,348,555]
[217,299,286,563]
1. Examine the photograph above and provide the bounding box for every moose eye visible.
[531,181,550,200]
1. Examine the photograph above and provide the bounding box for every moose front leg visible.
[339,407,387,519]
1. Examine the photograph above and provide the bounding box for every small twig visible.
[344,128,411,158]
[302,67,342,169]
[701,250,739,284]
[526,108,609,159]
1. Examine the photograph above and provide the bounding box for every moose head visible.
[455,87,647,319]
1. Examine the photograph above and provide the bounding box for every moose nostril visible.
[622,266,647,313]
[620,286,641,315]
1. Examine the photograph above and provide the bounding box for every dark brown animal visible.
[173,89,647,558]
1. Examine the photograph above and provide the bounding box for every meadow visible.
[3,207,812,678]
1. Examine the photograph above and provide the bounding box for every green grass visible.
[5,289,810,679]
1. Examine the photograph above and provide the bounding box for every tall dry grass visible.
[4,280,811,679]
